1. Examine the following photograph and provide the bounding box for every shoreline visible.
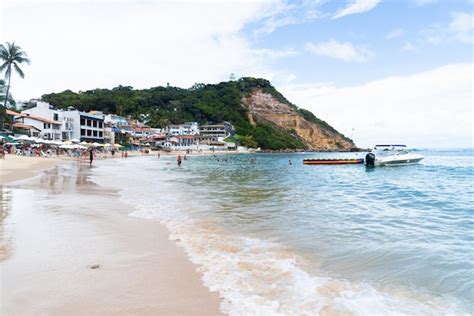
[0,156,223,315]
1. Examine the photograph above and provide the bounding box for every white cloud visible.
[386,28,404,40]
[1,0,291,100]
[252,0,324,36]
[419,11,474,45]
[333,0,381,19]
[305,40,374,62]
[279,64,473,148]
[449,11,474,43]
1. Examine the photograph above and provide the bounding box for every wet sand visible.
[0,160,223,315]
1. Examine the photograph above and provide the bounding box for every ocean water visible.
[90,149,473,315]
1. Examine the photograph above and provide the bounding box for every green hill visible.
[41,77,355,150]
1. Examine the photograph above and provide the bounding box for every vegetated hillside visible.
[41,77,356,150]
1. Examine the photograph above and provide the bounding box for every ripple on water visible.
[89,150,473,314]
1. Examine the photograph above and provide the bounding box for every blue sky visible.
[245,0,473,85]
[1,0,473,147]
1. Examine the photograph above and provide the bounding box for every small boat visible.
[365,145,424,166]
[303,158,364,165]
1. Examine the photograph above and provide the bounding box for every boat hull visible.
[375,155,424,166]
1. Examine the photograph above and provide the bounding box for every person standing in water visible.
[177,154,182,166]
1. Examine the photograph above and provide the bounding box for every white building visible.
[15,114,63,140]
[167,122,199,136]
[20,101,64,140]
[62,109,105,143]
[19,101,105,143]
[104,114,129,128]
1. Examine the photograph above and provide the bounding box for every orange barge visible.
[303,158,364,165]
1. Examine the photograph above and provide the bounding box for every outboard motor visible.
[365,152,376,166]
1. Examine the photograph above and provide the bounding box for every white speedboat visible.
[365,145,424,166]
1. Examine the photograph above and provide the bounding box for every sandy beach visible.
[0,155,61,185]
[0,155,223,315]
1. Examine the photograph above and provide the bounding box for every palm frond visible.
[13,63,25,78]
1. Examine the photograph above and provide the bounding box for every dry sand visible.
[0,155,60,185]
[0,156,223,315]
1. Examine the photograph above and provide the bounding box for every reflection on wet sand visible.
[0,187,12,260]
[1,159,223,315]
[23,161,113,196]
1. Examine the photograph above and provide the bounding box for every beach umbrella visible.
[71,138,80,143]
[80,141,89,145]
[92,142,101,147]
[113,144,123,148]
[103,143,112,147]
[31,137,44,143]
[17,135,30,141]
[63,140,72,145]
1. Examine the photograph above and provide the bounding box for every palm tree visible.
[0,42,30,129]
[0,79,16,129]
[0,79,15,106]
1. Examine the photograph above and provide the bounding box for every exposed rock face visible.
[241,90,355,151]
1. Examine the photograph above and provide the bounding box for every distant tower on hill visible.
[229,73,236,81]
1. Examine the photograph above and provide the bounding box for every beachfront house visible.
[166,122,199,136]
[195,121,234,142]
[15,113,63,141]
[20,101,64,140]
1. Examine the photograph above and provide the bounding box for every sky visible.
[1,0,473,148]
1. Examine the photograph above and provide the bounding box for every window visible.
[93,130,97,137]
[44,123,47,129]
[87,120,92,127]
[93,120,97,128]
[81,129,85,136]
[87,130,92,136]
[98,121,103,128]
[80,118,85,125]
[99,131,103,138]
[53,113,59,121]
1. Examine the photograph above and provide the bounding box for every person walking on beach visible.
[89,148,94,165]
[124,151,128,159]
[177,154,182,166]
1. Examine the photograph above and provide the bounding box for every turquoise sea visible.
[91,149,473,315]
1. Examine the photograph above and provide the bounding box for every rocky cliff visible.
[242,89,355,151]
